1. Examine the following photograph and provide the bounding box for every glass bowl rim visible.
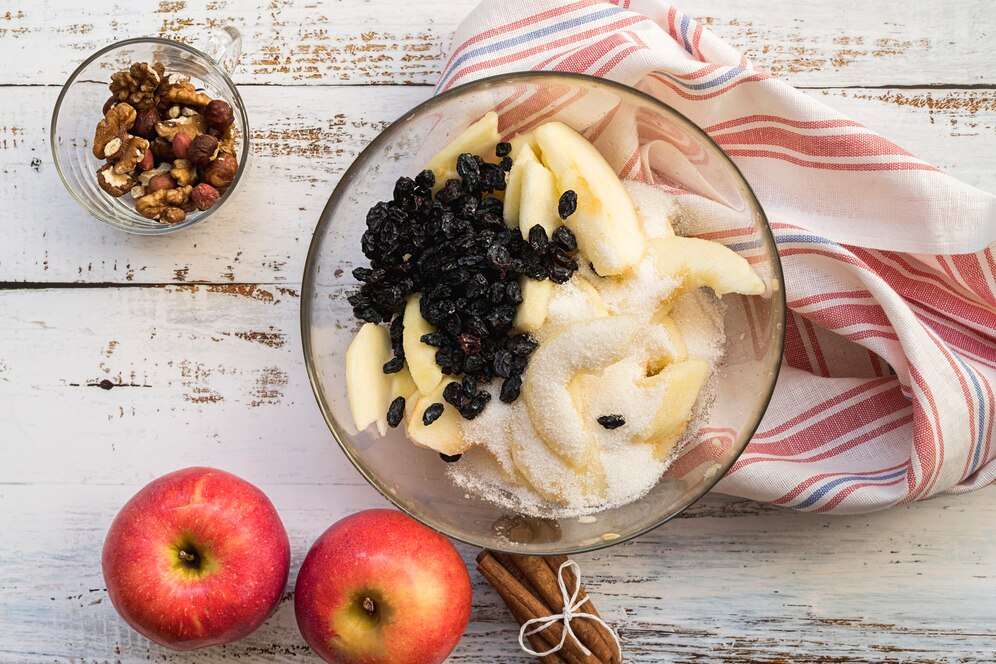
[50,36,251,236]
[300,70,787,554]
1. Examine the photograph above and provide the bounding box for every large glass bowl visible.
[302,72,785,554]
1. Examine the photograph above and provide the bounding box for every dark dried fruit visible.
[439,453,462,463]
[558,189,578,219]
[386,396,405,427]
[346,143,583,420]
[597,414,626,430]
[500,374,522,403]
[553,225,578,253]
[495,142,511,157]
[422,402,444,426]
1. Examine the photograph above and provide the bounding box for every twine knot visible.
[517,560,623,660]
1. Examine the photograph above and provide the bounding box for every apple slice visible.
[513,277,553,332]
[502,143,539,229]
[402,295,443,395]
[425,111,500,190]
[648,236,765,297]
[345,323,393,435]
[522,315,639,468]
[389,365,418,403]
[518,160,561,239]
[642,314,689,376]
[635,359,710,458]
[534,121,644,276]
[405,380,468,456]
[507,130,538,163]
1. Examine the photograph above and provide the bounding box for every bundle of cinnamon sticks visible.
[477,550,622,664]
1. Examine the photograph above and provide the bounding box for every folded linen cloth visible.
[436,0,996,512]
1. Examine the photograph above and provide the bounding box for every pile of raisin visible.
[347,143,580,421]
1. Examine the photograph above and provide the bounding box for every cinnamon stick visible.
[480,552,562,664]
[477,552,599,664]
[545,556,619,663]
[508,554,618,664]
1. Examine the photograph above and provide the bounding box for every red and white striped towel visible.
[437,0,996,513]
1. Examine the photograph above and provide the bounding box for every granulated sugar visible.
[447,182,730,516]
[624,180,680,238]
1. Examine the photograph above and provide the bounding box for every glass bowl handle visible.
[201,27,242,75]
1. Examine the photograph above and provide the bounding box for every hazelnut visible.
[172,132,193,159]
[102,96,117,115]
[133,107,161,139]
[150,137,175,162]
[202,153,237,189]
[187,134,219,166]
[191,183,221,211]
[146,173,177,194]
[138,148,154,171]
[204,99,234,131]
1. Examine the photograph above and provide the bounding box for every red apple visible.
[294,509,472,664]
[102,467,290,650]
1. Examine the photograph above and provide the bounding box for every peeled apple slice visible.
[534,121,644,276]
[389,365,418,403]
[345,323,393,436]
[518,160,561,239]
[635,359,710,458]
[507,130,539,163]
[513,277,553,331]
[642,315,689,376]
[425,111,500,190]
[522,315,640,468]
[405,380,468,456]
[402,295,442,395]
[503,144,539,229]
[648,236,765,297]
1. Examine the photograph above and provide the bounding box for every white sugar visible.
[624,179,680,238]
[446,180,730,516]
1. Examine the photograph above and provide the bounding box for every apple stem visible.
[362,597,375,615]
[178,550,197,563]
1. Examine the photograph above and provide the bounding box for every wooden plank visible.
[0,482,992,662]
[5,85,994,285]
[1,0,993,87]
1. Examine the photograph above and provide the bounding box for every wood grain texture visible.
[2,1,994,662]
[3,86,994,285]
[0,484,992,662]
[1,0,993,86]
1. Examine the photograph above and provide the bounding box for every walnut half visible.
[96,163,135,197]
[93,103,136,159]
[135,185,193,223]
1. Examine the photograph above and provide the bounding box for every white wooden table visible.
[1,1,994,661]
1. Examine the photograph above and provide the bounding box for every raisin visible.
[493,349,514,379]
[439,452,462,463]
[500,374,522,403]
[496,142,512,157]
[386,396,405,427]
[552,225,578,253]
[414,169,435,189]
[558,189,578,219]
[382,356,404,374]
[528,224,549,253]
[597,414,625,429]
[508,334,538,357]
[458,332,482,355]
[422,402,444,426]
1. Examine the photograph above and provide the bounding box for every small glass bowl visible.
[302,72,786,554]
[51,30,250,235]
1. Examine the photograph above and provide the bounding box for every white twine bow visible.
[518,560,623,661]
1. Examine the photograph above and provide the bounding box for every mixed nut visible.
[93,62,238,223]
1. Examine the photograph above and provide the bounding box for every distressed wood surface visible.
[1,0,994,87]
[1,483,993,663]
[1,0,994,662]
